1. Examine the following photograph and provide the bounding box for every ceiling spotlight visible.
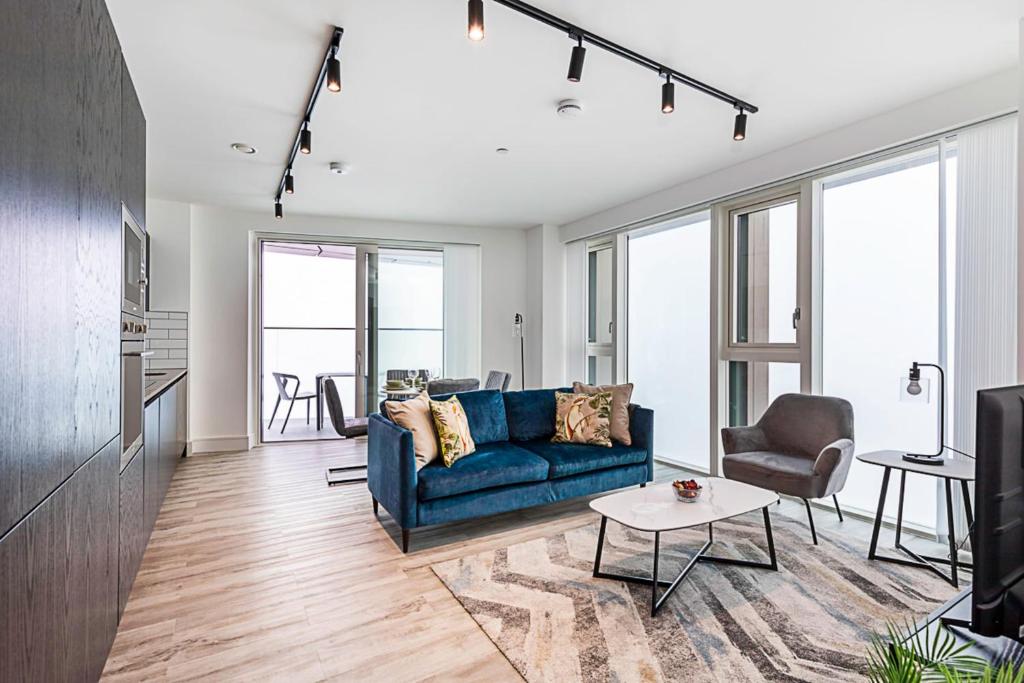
[468,0,484,41]
[567,34,586,83]
[231,142,257,155]
[284,169,294,194]
[733,109,747,141]
[300,124,312,154]
[661,75,675,114]
[274,201,283,220]
[326,55,342,93]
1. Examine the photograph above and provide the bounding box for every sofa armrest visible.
[367,413,418,529]
[813,437,855,481]
[628,404,654,482]
[720,425,771,455]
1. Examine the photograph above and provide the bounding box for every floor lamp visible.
[514,313,525,390]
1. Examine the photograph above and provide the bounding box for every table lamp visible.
[900,361,945,466]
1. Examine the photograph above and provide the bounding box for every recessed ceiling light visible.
[231,142,257,155]
[495,147,510,155]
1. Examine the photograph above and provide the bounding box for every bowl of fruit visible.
[672,479,703,503]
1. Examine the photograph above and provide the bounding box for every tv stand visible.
[912,588,1022,663]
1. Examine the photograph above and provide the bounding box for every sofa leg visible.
[803,498,819,545]
[640,482,646,488]
[372,497,379,516]
[833,494,844,522]
[401,528,410,553]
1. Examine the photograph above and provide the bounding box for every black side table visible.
[857,450,975,588]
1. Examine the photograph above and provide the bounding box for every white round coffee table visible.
[589,477,779,616]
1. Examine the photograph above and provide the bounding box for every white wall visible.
[186,204,528,452]
[563,69,1017,242]
[146,197,190,311]
[525,224,566,388]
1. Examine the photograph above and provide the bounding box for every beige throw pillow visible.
[552,391,613,447]
[573,381,634,445]
[385,392,439,470]
[429,395,476,467]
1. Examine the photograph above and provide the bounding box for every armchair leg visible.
[833,495,844,522]
[803,498,819,545]
[372,497,379,516]
[401,529,410,553]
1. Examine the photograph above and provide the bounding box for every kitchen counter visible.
[145,368,187,406]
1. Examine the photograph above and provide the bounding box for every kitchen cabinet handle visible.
[123,351,154,357]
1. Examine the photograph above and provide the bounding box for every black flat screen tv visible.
[972,384,1024,643]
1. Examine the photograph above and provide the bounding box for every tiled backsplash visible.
[145,311,188,370]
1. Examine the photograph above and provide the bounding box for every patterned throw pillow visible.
[573,381,634,445]
[552,391,613,447]
[429,395,476,467]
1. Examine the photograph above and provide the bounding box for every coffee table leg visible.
[593,516,608,577]
[867,467,891,560]
[650,532,661,617]
[763,507,777,570]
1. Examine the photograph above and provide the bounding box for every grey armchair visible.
[721,393,855,545]
[426,378,480,396]
[484,370,512,392]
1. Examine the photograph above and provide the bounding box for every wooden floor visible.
[101,439,959,682]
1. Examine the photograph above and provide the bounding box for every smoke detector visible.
[328,162,351,175]
[556,99,583,119]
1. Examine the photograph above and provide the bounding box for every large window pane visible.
[263,244,355,328]
[727,361,800,427]
[731,200,798,345]
[821,149,942,529]
[262,329,355,423]
[628,216,711,470]
[376,249,444,389]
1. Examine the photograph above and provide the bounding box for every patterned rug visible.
[431,512,961,682]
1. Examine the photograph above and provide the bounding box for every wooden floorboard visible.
[102,438,958,682]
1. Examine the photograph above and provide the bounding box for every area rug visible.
[431,512,962,682]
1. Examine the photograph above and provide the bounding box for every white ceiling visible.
[108,0,1019,229]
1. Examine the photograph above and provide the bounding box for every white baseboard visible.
[190,435,251,454]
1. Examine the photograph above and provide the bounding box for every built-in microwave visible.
[122,205,147,316]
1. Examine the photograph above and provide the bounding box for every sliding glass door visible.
[259,240,443,443]
[627,213,712,470]
[586,241,616,385]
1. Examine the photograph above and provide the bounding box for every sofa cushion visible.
[503,388,571,441]
[417,442,550,501]
[429,389,509,445]
[519,439,649,479]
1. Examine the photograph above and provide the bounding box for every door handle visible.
[608,321,614,334]
[792,307,801,330]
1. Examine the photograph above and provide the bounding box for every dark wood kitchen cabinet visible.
[144,398,162,538]
[0,440,119,682]
[118,451,146,619]
[121,59,146,229]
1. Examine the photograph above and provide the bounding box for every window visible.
[586,242,616,385]
[727,361,801,427]
[818,144,956,528]
[730,196,800,346]
[627,213,711,470]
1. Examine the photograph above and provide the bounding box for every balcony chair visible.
[323,378,369,486]
[269,372,316,434]
[721,393,855,545]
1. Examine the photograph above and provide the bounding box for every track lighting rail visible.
[274,26,344,214]
[489,0,758,114]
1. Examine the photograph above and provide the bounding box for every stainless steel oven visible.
[122,204,147,316]
[121,312,149,468]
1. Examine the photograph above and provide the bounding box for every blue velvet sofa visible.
[367,387,654,552]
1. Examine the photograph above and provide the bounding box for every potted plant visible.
[867,621,1024,682]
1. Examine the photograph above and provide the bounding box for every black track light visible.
[468,0,484,41]
[567,35,586,83]
[733,109,747,141]
[274,201,283,220]
[300,125,312,155]
[284,170,294,194]
[661,75,675,114]
[326,55,341,93]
